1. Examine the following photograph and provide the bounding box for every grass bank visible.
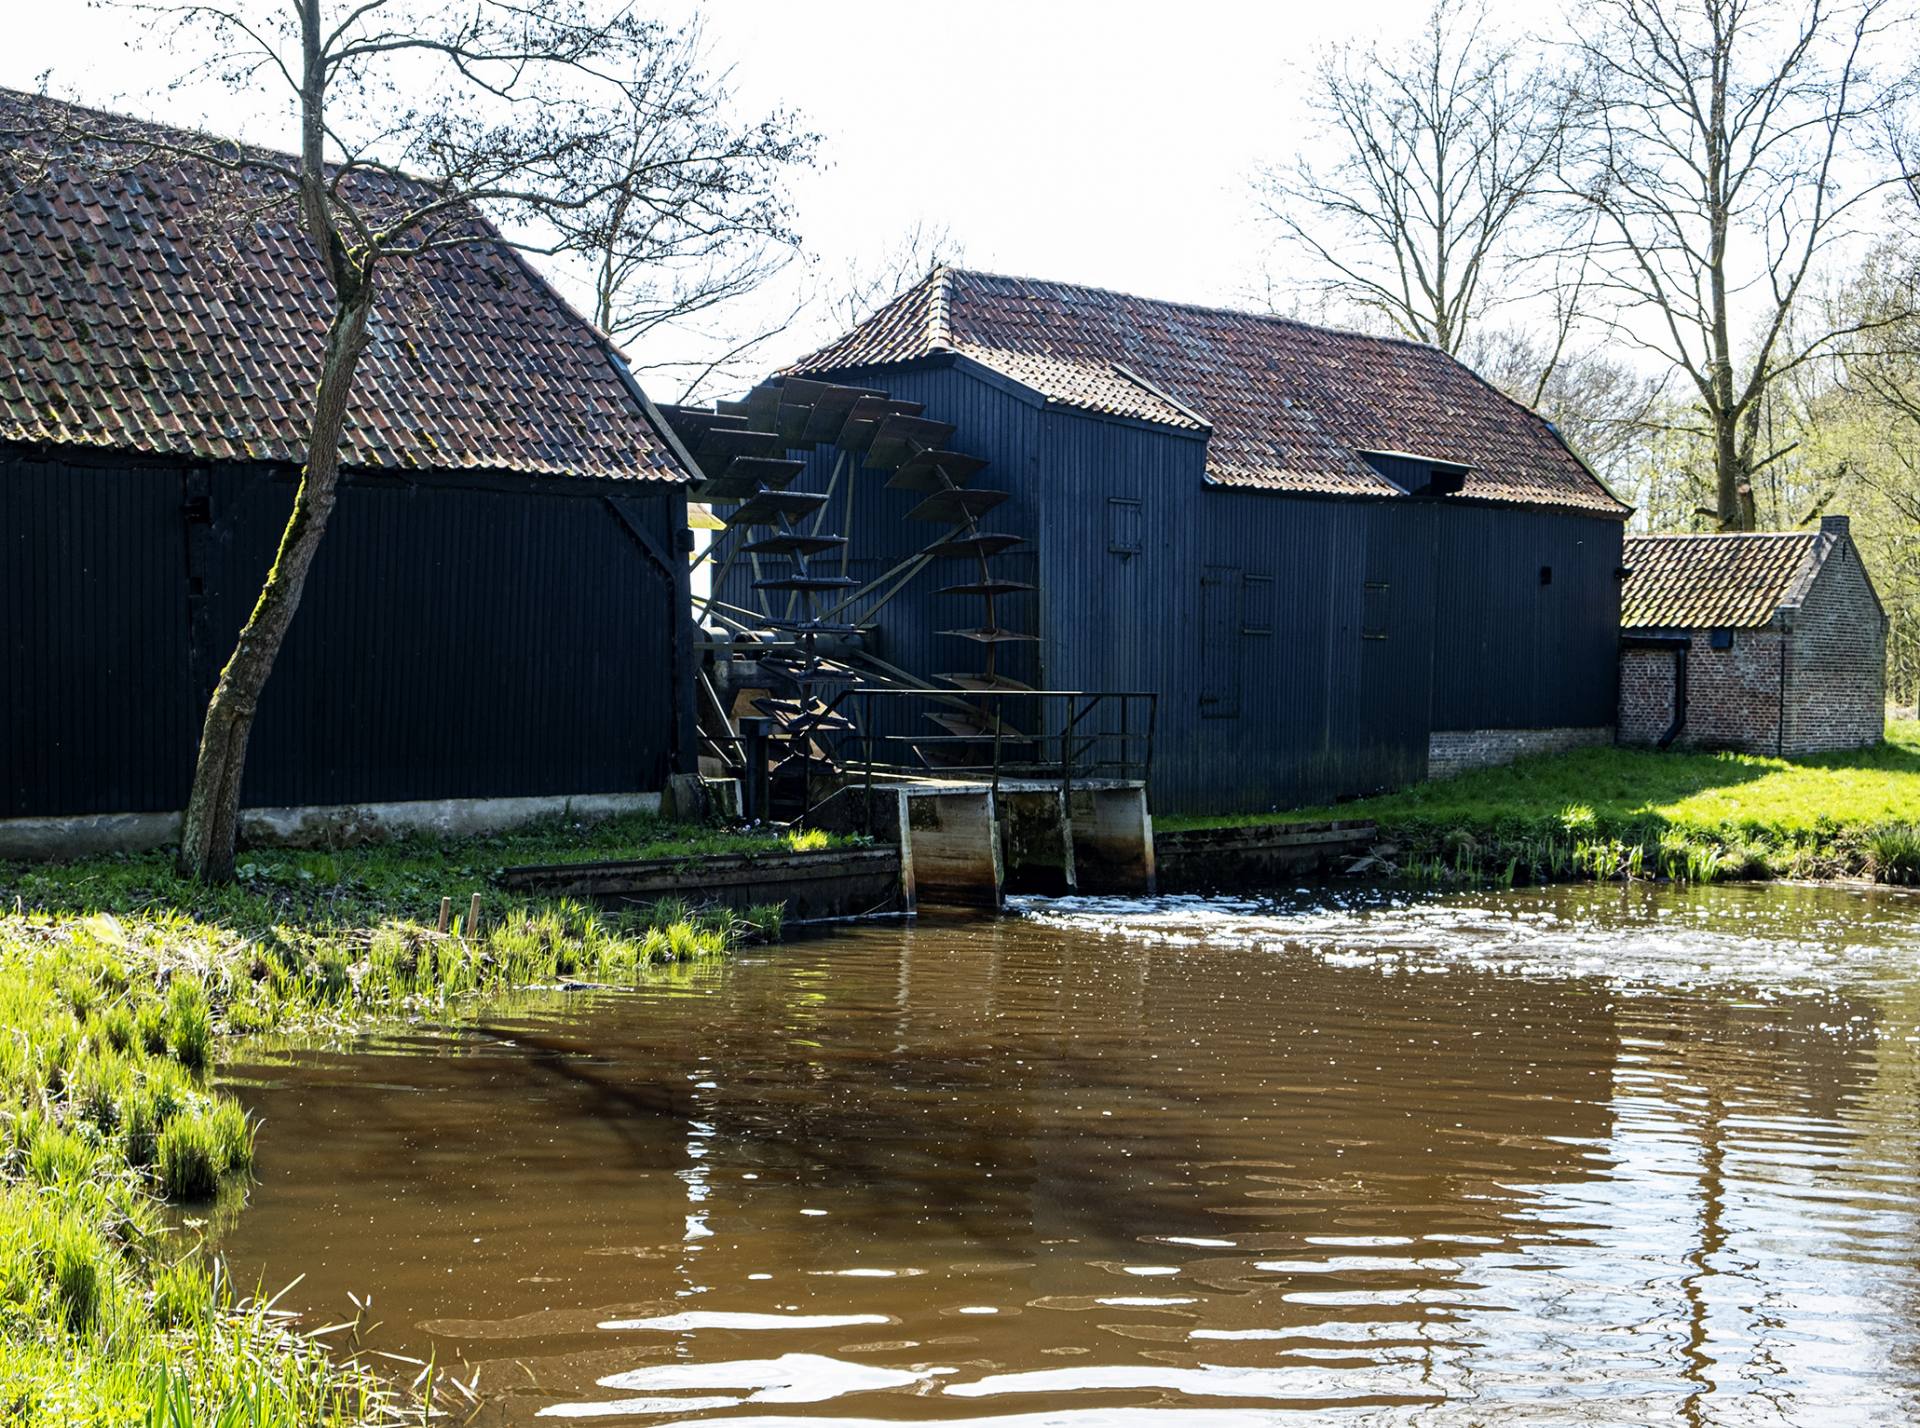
[0,812,812,1426]
[1161,720,1920,886]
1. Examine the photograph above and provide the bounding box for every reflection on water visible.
[212,883,1920,1425]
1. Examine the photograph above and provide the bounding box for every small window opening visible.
[1710,629,1735,650]
[1106,497,1143,557]
[1241,575,1274,636]
[1362,580,1390,640]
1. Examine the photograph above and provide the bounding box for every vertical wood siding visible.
[1426,505,1622,731]
[4,445,682,818]
[722,364,1623,817]
[2,451,192,816]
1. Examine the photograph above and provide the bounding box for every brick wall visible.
[1683,628,1786,751]
[1618,649,1676,743]
[1618,631,1786,751]
[1427,726,1614,778]
[1782,527,1886,753]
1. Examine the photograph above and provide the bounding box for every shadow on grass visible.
[1783,736,1920,777]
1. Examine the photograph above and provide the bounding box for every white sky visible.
[2,0,1444,394]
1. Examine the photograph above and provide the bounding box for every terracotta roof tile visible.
[0,89,685,482]
[792,268,1626,513]
[1621,532,1821,629]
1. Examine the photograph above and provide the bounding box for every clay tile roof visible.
[791,267,1627,514]
[0,88,686,482]
[1621,532,1822,630]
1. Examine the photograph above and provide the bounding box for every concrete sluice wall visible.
[811,779,1157,912]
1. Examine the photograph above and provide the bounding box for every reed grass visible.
[0,812,786,1426]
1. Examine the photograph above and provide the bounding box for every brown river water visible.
[211,884,1920,1426]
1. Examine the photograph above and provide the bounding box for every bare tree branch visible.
[1252,0,1570,353]
[1559,0,1919,529]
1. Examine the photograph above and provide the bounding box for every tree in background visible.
[15,0,811,882]
[823,219,967,333]
[1254,0,1568,355]
[566,18,816,402]
[1817,238,1920,704]
[1562,0,1917,531]
[574,22,811,349]
[1251,0,1665,484]
[1463,323,1664,482]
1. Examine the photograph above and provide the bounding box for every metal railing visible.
[840,687,1157,812]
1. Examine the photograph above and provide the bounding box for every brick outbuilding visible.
[1618,516,1887,754]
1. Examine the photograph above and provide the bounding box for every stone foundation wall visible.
[0,791,661,861]
[1427,726,1614,779]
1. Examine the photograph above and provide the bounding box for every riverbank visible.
[0,813,805,1426]
[1160,721,1920,886]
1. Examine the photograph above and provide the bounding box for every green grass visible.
[2,809,848,936]
[0,811,798,1426]
[1161,719,1920,885]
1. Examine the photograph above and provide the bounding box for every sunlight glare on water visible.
[212,882,1920,1425]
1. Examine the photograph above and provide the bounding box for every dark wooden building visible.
[763,268,1631,815]
[1,91,696,846]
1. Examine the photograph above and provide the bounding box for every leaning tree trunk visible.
[176,292,374,881]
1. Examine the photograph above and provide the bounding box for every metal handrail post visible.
[1060,694,1075,813]
[1145,694,1157,785]
[862,690,875,834]
[990,690,1004,804]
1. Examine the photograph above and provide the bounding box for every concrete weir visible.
[501,779,1157,926]
[813,777,1155,911]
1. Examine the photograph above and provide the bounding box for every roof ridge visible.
[1626,530,1817,540]
[927,265,955,350]
[1,85,302,174]
[939,264,1452,355]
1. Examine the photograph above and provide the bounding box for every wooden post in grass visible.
[437,897,451,934]
[468,893,482,940]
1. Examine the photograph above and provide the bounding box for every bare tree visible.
[1562,0,1917,530]
[568,20,813,348]
[1253,0,1568,354]
[1465,323,1666,475]
[825,220,966,332]
[17,0,811,881]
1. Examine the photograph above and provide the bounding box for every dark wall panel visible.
[1033,406,1435,815]
[203,471,681,808]
[2,450,193,817]
[4,444,683,819]
[1427,505,1622,731]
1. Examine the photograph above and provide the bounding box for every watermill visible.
[661,375,1154,863]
